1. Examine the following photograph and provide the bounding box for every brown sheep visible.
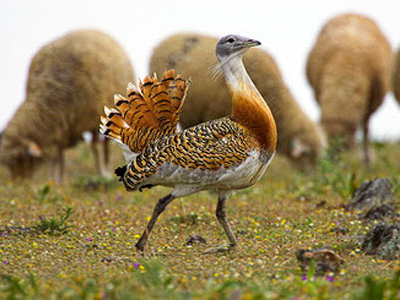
[306,13,392,163]
[149,33,326,170]
[0,29,135,183]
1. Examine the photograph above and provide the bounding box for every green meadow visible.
[1,141,399,299]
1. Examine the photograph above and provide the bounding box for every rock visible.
[348,178,393,211]
[295,248,344,276]
[361,222,400,260]
[185,234,207,246]
[364,204,398,220]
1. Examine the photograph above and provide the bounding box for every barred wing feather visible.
[100,69,189,153]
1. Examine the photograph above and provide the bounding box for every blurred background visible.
[2,0,400,140]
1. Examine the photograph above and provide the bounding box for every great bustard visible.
[100,34,277,253]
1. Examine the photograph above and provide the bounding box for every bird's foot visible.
[100,255,130,263]
[202,243,235,254]
[135,238,147,253]
[135,244,144,253]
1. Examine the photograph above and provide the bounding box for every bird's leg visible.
[216,195,237,245]
[135,194,176,252]
[203,194,237,254]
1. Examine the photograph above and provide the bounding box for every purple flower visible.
[116,195,122,201]
[302,275,307,281]
[326,275,335,283]
[3,260,9,265]
[98,200,104,206]
[335,221,340,226]
[1,232,6,237]
[87,237,92,242]
[133,262,140,269]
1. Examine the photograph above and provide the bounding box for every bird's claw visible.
[202,243,235,254]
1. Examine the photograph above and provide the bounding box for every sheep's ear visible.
[27,140,43,157]
[290,139,308,158]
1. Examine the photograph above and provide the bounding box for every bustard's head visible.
[216,34,261,62]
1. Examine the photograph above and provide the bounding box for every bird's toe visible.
[202,243,235,254]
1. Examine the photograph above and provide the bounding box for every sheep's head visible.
[321,120,357,150]
[0,135,44,179]
[289,138,317,172]
[288,126,328,172]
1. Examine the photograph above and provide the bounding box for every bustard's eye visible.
[227,38,235,43]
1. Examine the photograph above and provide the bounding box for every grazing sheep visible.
[150,33,326,170]
[306,13,392,163]
[392,47,400,104]
[0,29,135,183]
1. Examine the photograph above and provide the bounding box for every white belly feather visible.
[143,150,274,197]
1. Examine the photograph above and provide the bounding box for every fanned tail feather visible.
[99,69,189,154]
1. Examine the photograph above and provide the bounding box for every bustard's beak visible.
[234,38,261,51]
[244,39,261,48]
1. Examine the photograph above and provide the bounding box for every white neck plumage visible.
[219,53,258,94]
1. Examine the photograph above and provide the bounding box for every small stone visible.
[295,248,344,276]
[185,235,207,246]
[315,200,327,209]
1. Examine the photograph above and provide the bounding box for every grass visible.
[0,141,399,299]
[32,206,74,235]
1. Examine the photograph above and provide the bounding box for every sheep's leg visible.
[53,148,64,184]
[91,130,109,177]
[103,138,109,170]
[203,193,237,254]
[363,118,371,166]
[91,130,101,174]
[136,194,176,252]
